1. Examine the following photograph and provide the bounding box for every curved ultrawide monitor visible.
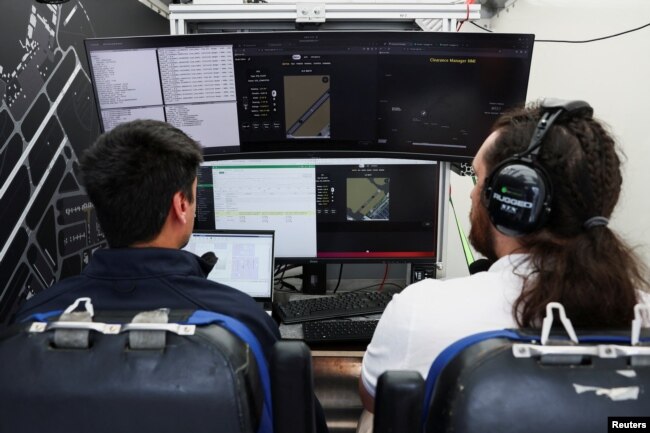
[85,31,534,162]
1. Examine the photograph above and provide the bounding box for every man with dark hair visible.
[358,99,650,415]
[13,119,279,359]
[15,119,330,433]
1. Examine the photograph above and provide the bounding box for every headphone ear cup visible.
[485,161,552,236]
[481,100,584,235]
[482,177,493,209]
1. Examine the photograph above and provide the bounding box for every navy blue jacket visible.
[14,247,281,360]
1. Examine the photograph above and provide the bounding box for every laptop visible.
[183,230,275,311]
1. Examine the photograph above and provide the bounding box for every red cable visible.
[379,263,389,292]
[456,0,474,32]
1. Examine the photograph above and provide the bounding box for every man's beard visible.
[468,203,498,262]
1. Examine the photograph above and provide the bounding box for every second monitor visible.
[195,157,442,266]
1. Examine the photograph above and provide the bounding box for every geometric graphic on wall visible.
[0,0,168,324]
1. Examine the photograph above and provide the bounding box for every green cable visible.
[449,176,477,268]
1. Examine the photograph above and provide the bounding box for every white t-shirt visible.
[361,253,531,397]
[361,253,650,397]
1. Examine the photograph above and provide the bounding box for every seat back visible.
[271,339,317,433]
[0,302,316,433]
[425,334,650,433]
[374,371,424,433]
[375,303,650,433]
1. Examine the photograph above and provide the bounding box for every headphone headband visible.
[541,98,594,117]
[522,98,593,160]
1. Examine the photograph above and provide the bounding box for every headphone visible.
[483,98,594,237]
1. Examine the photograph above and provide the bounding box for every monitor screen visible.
[85,31,534,162]
[194,157,441,263]
[183,230,275,300]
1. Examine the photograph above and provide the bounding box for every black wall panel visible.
[0,0,169,324]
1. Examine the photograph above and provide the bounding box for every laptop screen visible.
[184,230,275,301]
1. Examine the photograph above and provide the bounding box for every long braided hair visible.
[485,102,648,328]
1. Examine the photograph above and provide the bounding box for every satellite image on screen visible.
[284,75,330,138]
[346,177,389,221]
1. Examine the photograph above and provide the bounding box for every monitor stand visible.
[302,263,327,294]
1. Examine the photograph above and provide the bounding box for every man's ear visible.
[170,190,189,224]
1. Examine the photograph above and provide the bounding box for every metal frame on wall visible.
[169,2,480,35]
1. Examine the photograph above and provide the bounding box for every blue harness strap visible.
[26,310,63,322]
[186,310,274,433]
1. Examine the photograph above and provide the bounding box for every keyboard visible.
[303,319,380,344]
[275,291,393,324]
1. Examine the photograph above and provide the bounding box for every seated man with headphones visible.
[358,98,650,415]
